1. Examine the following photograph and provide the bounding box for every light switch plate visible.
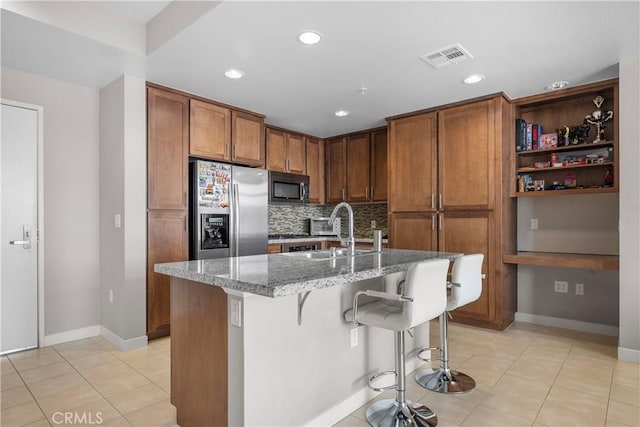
[530,218,538,230]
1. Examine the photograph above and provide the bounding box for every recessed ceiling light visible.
[224,69,244,79]
[545,81,569,91]
[462,74,485,84]
[334,110,349,117]
[299,31,322,45]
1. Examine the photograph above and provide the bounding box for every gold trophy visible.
[584,96,613,143]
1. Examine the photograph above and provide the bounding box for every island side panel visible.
[171,277,228,427]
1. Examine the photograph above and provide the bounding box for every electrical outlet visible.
[530,218,539,230]
[554,280,568,293]
[109,289,114,303]
[350,328,358,348]
[371,220,376,229]
[576,283,584,295]
[229,299,242,327]
[114,214,121,228]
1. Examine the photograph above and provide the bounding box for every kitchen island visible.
[155,249,458,427]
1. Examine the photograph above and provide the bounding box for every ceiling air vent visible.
[420,43,473,69]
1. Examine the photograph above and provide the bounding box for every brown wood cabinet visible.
[388,113,437,212]
[266,128,306,174]
[439,101,496,210]
[267,243,282,254]
[147,210,188,339]
[325,137,347,203]
[147,87,189,210]
[389,212,437,251]
[232,111,265,167]
[327,127,388,204]
[370,129,388,202]
[306,137,325,204]
[190,100,265,167]
[346,133,371,202]
[387,94,516,330]
[189,99,231,161]
[147,86,190,339]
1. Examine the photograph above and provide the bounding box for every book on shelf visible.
[515,118,527,152]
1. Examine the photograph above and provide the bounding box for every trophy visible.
[584,96,613,143]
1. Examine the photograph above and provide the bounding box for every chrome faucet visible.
[329,202,355,256]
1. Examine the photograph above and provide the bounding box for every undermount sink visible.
[280,248,377,260]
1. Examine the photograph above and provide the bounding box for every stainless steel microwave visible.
[268,171,310,204]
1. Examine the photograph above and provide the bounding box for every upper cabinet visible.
[439,100,497,210]
[306,137,325,204]
[370,129,388,202]
[189,99,231,161]
[326,127,388,204]
[266,127,306,174]
[513,79,618,197]
[346,132,371,202]
[388,113,438,212]
[189,99,265,167]
[147,87,189,210]
[232,111,265,167]
[325,137,347,203]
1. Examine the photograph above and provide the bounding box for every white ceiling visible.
[93,1,170,24]
[2,1,639,138]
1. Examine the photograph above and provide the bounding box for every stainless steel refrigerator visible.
[190,160,268,260]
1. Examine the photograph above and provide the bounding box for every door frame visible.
[2,98,45,348]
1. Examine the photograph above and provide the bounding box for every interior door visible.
[1,102,39,354]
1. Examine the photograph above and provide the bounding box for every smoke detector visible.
[420,43,473,69]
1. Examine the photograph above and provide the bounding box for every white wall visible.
[618,57,640,361]
[99,74,147,349]
[1,67,101,336]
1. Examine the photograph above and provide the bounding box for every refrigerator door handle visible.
[233,183,240,257]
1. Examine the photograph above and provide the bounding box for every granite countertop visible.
[155,249,459,298]
[268,236,388,244]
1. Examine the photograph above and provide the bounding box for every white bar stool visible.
[345,259,449,427]
[415,253,484,394]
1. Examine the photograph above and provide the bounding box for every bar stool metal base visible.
[415,367,476,394]
[366,398,438,427]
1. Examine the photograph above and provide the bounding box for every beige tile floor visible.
[1,321,638,426]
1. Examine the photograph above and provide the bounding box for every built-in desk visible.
[503,251,619,270]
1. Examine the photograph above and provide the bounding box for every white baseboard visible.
[515,312,619,337]
[303,350,424,426]
[618,346,640,363]
[42,325,100,347]
[100,326,147,351]
[304,386,379,427]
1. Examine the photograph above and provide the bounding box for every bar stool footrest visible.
[416,346,441,363]
[368,370,397,392]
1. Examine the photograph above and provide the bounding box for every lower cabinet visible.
[147,210,188,339]
[389,212,437,251]
[389,210,516,330]
[267,243,282,254]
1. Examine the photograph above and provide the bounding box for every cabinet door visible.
[286,133,306,175]
[232,111,265,167]
[306,137,325,204]
[326,137,347,203]
[189,99,231,161]
[389,212,437,250]
[147,87,189,210]
[267,243,282,254]
[439,99,495,210]
[266,128,287,172]
[147,210,188,339]
[346,133,371,202]
[438,211,494,323]
[388,113,437,212]
[370,129,388,202]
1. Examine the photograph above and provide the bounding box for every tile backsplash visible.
[268,203,388,238]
